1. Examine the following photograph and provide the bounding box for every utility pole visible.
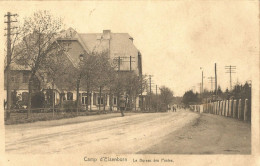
[225,65,236,90]
[140,74,143,111]
[4,12,18,119]
[200,67,205,94]
[114,56,135,71]
[113,56,136,111]
[148,75,154,111]
[215,63,217,96]
[156,85,158,112]
[208,76,215,91]
[149,75,151,111]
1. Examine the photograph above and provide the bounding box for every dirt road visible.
[5,109,251,154]
[5,109,199,154]
[139,113,251,154]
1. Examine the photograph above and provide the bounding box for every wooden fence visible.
[190,98,251,121]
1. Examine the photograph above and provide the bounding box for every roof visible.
[58,28,140,71]
[7,28,141,92]
[78,33,138,58]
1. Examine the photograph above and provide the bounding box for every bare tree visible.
[14,11,65,117]
[42,43,78,115]
[80,51,116,113]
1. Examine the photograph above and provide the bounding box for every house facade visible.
[4,28,143,111]
[57,28,143,111]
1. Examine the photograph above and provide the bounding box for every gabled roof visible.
[58,28,139,59]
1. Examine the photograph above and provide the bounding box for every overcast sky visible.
[0,1,259,96]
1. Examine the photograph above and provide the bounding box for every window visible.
[81,93,88,105]
[22,92,29,103]
[23,73,29,83]
[113,97,117,105]
[11,76,15,82]
[67,92,73,100]
[97,96,104,105]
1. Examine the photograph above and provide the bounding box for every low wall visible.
[190,98,250,122]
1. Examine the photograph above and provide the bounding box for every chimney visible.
[103,30,111,39]
[129,36,134,43]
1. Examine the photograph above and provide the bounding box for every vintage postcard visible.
[0,1,259,166]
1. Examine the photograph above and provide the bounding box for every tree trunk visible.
[109,88,112,111]
[103,93,106,113]
[52,81,55,118]
[76,79,80,115]
[86,90,89,112]
[27,78,33,118]
[117,91,120,111]
[60,93,63,109]
[99,86,101,114]
[86,81,89,112]
[90,92,92,111]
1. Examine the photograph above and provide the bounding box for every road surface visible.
[5,109,250,154]
[5,109,198,154]
[140,113,251,154]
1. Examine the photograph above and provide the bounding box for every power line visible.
[215,63,217,96]
[208,76,215,91]
[225,65,236,90]
[113,56,135,71]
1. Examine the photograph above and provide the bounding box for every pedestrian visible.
[119,99,125,117]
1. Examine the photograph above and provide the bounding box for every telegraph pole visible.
[149,75,151,111]
[200,67,205,94]
[140,74,143,111]
[215,63,217,96]
[225,65,236,90]
[114,56,136,112]
[148,75,154,111]
[114,56,135,71]
[4,12,18,119]
[156,85,158,112]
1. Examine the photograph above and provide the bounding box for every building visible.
[4,28,143,111]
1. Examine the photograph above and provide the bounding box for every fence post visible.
[215,102,217,115]
[217,101,219,115]
[214,102,216,114]
[218,101,221,115]
[226,100,229,117]
[220,101,223,115]
[212,102,214,114]
[238,99,242,120]
[222,100,226,116]
[211,103,213,114]
[244,99,248,121]
[233,100,237,118]
[228,100,232,117]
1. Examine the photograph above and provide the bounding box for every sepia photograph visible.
[0,1,259,165]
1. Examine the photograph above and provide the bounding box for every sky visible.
[0,1,259,96]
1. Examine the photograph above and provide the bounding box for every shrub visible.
[62,100,77,112]
[31,92,45,108]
